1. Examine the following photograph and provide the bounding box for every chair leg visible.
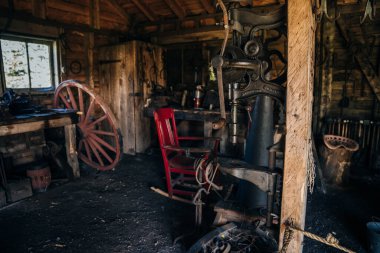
[163,163,173,197]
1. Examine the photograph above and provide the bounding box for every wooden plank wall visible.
[98,41,165,154]
[0,0,125,98]
[317,10,380,123]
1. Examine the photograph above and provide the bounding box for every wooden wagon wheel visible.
[54,80,122,171]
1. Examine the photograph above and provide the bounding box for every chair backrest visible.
[153,108,179,149]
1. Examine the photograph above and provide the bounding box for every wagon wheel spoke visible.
[58,93,72,109]
[54,80,121,171]
[86,114,108,130]
[66,86,78,110]
[87,138,104,167]
[87,136,114,164]
[89,133,117,153]
[91,130,116,137]
[83,139,92,162]
[84,98,95,125]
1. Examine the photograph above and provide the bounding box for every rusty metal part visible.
[213,0,229,130]
[360,0,376,24]
[213,61,227,130]
[219,158,278,194]
[54,80,122,171]
[323,135,359,152]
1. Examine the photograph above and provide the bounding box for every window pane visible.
[28,43,52,88]
[1,39,30,89]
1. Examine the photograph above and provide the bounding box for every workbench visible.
[144,107,245,155]
[0,109,80,178]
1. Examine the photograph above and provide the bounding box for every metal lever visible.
[360,0,376,24]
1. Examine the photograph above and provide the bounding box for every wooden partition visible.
[99,41,165,155]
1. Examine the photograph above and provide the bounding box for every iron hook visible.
[360,0,376,24]
[316,0,341,22]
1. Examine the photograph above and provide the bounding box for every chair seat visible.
[169,155,195,168]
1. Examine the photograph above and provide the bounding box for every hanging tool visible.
[360,0,376,24]
[315,0,340,22]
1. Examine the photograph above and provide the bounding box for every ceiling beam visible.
[106,0,130,24]
[0,8,125,35]
[131,0,158,22]
[163,0,186,19]
[199,0,215,14]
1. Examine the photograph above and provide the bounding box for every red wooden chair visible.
[153,108,220,200]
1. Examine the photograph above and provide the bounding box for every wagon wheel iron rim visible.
[54,80,122,171]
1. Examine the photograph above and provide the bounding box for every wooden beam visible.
[0,8,126,35]
[64,124,80,179]
[32,0,46,19]
[90,0,100,29]
[279,0,316,252]
[150,26,228,45]
[336,19,380,102]
[106,0,130,26]
[131,0,158,22]
[163,0,186,19]
[200,0,215,14]
[85,32,95,88]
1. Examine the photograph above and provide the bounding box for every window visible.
[0,35,58,91]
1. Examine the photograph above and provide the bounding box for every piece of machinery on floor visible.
[209,0,286,229]
[187,222,278,253]
[54,80,122,171]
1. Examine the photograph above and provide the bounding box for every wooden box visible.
[6,179,33,203]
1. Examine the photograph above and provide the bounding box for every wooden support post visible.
[85,32,94,88]
[64,124,80,179]
[90,0,100,29]
[279,0,316,252]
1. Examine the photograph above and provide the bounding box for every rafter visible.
[163,0,186,19]
[106,0,130,24]
[131,0,158,22]
[199,0,215,14]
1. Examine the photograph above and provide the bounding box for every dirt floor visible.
[0,153,196,253]
[304,175,380,253]
[0,152,378,253]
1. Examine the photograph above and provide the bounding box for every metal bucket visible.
[367,222,380,253]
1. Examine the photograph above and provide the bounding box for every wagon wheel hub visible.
[54,80,122,171]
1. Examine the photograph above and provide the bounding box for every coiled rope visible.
[280,221,356,253]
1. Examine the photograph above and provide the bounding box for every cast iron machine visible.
[211,0,287,228]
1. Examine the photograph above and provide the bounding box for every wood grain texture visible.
[98,41,165,155]
[279,0,316,252]
[64,124,80,178]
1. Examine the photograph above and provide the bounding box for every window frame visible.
[0,34,59,93]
